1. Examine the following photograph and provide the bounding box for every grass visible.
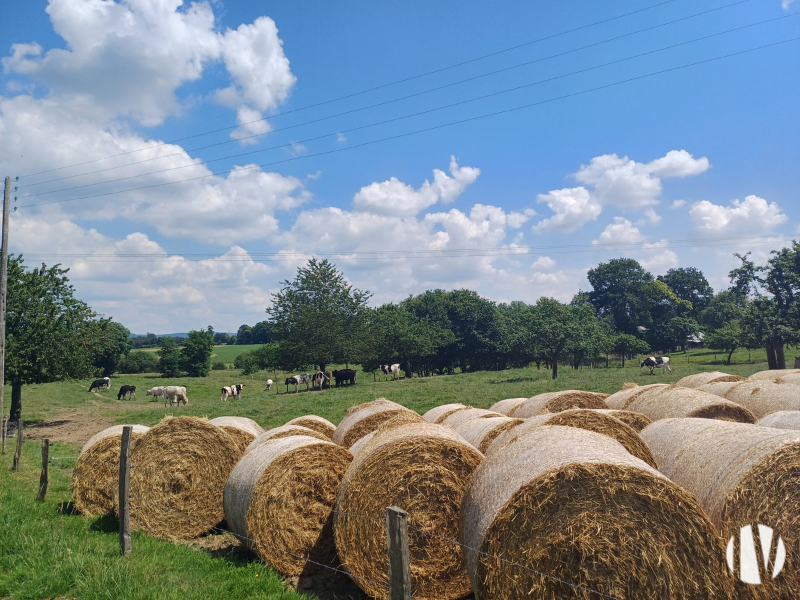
[210,344,263,364]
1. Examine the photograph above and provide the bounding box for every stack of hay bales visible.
[488,397,529,416]
[757,411,800,430]
[719,380,800,418]
[73,424,150,517]
[421,403,468,424]
[461,425,732,598]
[128,416,239,540]
[486,409,656,467]
[605,384,755,423]
[224,435,353,575]
[513,390,608,418]
[441,407,504,429]
[285,415,336,438]
[335,422,482,600]
[589,409,652,432]
[208,416,264,456]
[246,425,330,455]
[640,418,800,597]
[333,398,424,449]
[748,368,800,381]
[697,381,742,398]
[676,371,745,388]
[452,416,523,453]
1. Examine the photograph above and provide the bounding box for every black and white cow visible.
[117,385,136,400]
[380,363,401,381]
[311,371,330,390]
[221,384,245,401]
[285,373,312,393]
[640,356,672,375]
[265,379,273,391]
[88,377,111,392]
[332,369,357,387]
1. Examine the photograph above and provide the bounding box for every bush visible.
[211,362,227,370]
[117,351,159,374]
[233,351,252,370]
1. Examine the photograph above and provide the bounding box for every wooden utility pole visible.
[386,506,411,600]
[37,439,49,501]
[119,426,132,555]
[12,418,22,471]
[0,176,9,454]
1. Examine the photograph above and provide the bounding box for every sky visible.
[0,0,798,334]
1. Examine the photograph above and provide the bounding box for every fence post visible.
[119,425,132,556]
[37,438,49,501]
[12,418,22,471]
[386,506,411,600]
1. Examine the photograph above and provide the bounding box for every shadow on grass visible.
[90,513,119,532]
[57,500,80,516]
[490,376,539,384]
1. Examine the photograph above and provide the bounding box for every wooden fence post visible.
[12,418,22,471]
[119,425,132,556]
[386,506,411,600]
[37,438,49,501]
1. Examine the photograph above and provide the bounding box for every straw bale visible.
[486,409,656,467]
[640,418,800,598]
[604,383,668,409]
[462,425,732,599]
[421,403,468,423]
[621,381,639,390]
[245,425,330,455]
[676,371,745,388]
[332,398,424,448]
[487,397,529,416]
[285,415,336,438]
[208,416,265,456]
[757,410,800,431]
[224,435,352,575]
[697,381,742,397]
[721,379,800,418]
[589,409,652,432]
[748,368,800,381]
[72,424,150,517]
[441,407,504,429]
[777,372,800,385]
[348,430,378,456]
[611,384,755,423]
[129,416,239,540]
[513,390,608,418]
[334,422,482,600]
[452,416,523,453]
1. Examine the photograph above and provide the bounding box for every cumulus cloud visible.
[353,156,480,217]
[533,187,601,233]
[592,217,645,245]
[532,256,556,270]
[783,0,797,10]
[670,199,687,209]
[689,195,788,238]
[590,218,677,273]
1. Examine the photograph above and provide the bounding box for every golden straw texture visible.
[608,384,755,423]
[224,435,352,575]
[757,410,800,430]
[72,424,150,517]
[332,398,424,448]
[487,398,529,416]
[462,425,732,599]
[334,422,482,600]
[513,390,608,418]
[421,403,468,424]
[589,409,652,432]
[284,415,336,439]
[676,371,745,388]
[348,430,378,456]
[697,381,742,397]
[441,407,504,429]
[748,368,800,381]
[208,416,264,457]
[245,425,330,455]
[721,380,800,418]
[604,383,668,409]
[452,416,523,453]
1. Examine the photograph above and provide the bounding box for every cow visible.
[640,356,672,375]
[311,371,330,390]
[265,379,273,391]
[146,386,164,403]
[117,385,136,400]
[221,384,245,402]
[285,373,312,393]
[332,369,357,387]
[163,385,188,407]
[380,363,401,381]
[88,377,111,392]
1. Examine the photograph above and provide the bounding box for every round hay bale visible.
[589,409,652,432]
[452,416,523,453]
[721,380,800,418]
[486,409,656,467]
[72,424,150,517]
[462,425,732,599]
[748,368,800,381]
[129,416,239,540]
[224,435,353,575]
[513,390,608,418]
[348,430,378,456]
[676,371,745,388]
[421,403,468,424]
[332,398,424,448]
[208,417,265,456]
[640,417,800,598]
[757,410,800,430]
[245,425,330,455]
[334,422,482,600]
[441,407,504,429]
[613,384,755,423]
[697,381,743,397]
[285,415,336,438]
[487,397,529,416]
[604,383,668,409]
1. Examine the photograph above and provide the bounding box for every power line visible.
[19,0,762,190]
[18,35,800,209]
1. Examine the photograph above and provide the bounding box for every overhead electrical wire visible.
[18,0,763,190]
[18,35,800,209]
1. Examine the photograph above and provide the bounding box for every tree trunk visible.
[535,360,540,370]
[551,354,558,380]
[403,360,412,379]
[319,362,327,375]
[621,354,625,367]
[727,348,735,365]
[766,343,778,370]
[776,343,786,370]
[10,377,22,422]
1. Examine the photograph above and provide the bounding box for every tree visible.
[657,267,714,317]
[5,256,100,421]
[181,328,214,377]
[236,324,253,345]
[587,259,654,335]
[268,258,372,373]
[213,332,236,345]
[705,320,744,364]
[117,351,159,374]
[158,336,182,378]
[250,321,272,344]
[92,321,131,376]
[526,298,588,379]
[611,334,650,367]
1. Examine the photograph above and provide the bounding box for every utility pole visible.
[0,176,10,454]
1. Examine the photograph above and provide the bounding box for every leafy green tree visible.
[526,298,589,379]
[117,351,159,373]
[611,333,650,367]
[180,328,214,377]
[566,305,610,369]
[213,332,236,345]
[701,290,744,331]
[705,320,745,364]
[5,256,101,421]
[657,267,714,317]
[268,259,371,373]
[250,321,272,344]
[587,258,654,335]
[497,301,542,368]
[131,332,160,348]
[158,336,182,378]
[92,321,131,376]
[236,324,253,345]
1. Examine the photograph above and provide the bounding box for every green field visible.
[131,344,261,363]
[0,345,776,599]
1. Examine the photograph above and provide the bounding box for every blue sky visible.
[1,0,798,333]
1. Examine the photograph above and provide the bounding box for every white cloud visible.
[288,142,307,156]
[638,208,661,225]
[532,256,556,270]
[670,199,687,209]
[783,0,797,10]
[352,156,480,217]
[336,132,347,143]
[230,106,271,145]
[590,218,677,273]
[689,195,788,238]
[640,240,679,272]
[533,187,601,233]
[592,217,645,245]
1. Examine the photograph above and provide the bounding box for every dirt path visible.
[25,409,114,447]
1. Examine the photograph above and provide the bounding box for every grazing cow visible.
[88,377,111,392]
[221,384,245,402]
[332,369,357,387]
[380,363,401,381]
[285,373,312,393]
[265,379,273,391]
[117,385,136,400]
[163,385,188,407]
[640,356,672,375]
[311,371,330,390]
[145,386,164,403]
